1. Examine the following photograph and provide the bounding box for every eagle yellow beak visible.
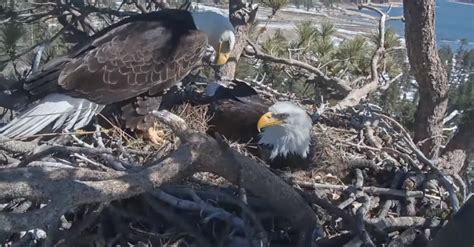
[257,112,283,132]
[216,42,231,65]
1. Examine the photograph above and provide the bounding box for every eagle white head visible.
[191,10,236,65]
[257,101,312,160]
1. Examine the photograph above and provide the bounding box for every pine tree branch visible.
[245,40,353,96]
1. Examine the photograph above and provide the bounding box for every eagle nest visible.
[0,102,467,247]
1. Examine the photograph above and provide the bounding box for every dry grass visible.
[171,103,211,133]
[120,103,212,152]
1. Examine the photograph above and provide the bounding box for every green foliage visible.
[294,21,315,48]
[338,36,366,58]
[243,28,312,95]
[0,22,25,73]
[334,36,371,76]
[310,21,336,65]
[446,45,474,111]
[315,21,335,41]
[439,45,454,65]
[260,0,289,14]
[313,37,334,61]
[261,30,289,56]
[451,74,474,110]
[0,22,25,58]
[370,28,400,50]
[242,19,407,102]
[375,78,417,128]
[36,24,70,63]
[384,52,403,75]
[293,21,338,68]
[384,29,401,49]
[462,49,474,70]
[367,28,404,76]
[0,14,69,79]
[260,30,292,90]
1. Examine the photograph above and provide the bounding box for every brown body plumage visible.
[206,80,271,142]
[25,10,207,104]
[192,81,316,169]
[0,9,236,139]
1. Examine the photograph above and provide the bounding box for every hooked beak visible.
[215,41,231,65]
[257,112,283,132]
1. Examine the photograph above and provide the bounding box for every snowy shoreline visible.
[447,0,474,6]
[193,3,400,43]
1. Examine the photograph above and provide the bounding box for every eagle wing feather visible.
[54,21,207,105]
[3,10,208,139]
[23,17,207,105]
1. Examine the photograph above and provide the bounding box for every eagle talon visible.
[140,127,166,145]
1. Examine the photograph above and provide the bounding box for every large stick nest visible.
[0,94,468,247]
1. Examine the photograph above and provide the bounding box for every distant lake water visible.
[362,0,474,49]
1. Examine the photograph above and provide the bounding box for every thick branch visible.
[296,181,424,198]
[366,217,440,232]
[0,119,318,234]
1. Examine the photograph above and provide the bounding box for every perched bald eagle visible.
[0,9,235,139]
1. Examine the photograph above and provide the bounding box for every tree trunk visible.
[403,0,449,159]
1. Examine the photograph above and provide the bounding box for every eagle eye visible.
[273,113,289,120]
[220,40,231,53]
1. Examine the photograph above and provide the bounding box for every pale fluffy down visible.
[0,93,104,139]
[258,101,312,159]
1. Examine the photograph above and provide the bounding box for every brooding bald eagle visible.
[0,9,235,139]
[202,82,314,168]
[205,80,270,142]
[257,101,314,169]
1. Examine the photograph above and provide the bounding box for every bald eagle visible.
[0,9,235,139]
[205,80,270,142]
[257,101,314,169]
[202,82,315,169]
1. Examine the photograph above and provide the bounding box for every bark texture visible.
[403,0,449,158]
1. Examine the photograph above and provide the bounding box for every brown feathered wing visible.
[1,12,208,139]
[25,20,207,105]
[58,21,207,104]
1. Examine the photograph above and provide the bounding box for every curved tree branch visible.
[0,111,319,235]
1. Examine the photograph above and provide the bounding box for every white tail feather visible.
[0,93,104,139]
